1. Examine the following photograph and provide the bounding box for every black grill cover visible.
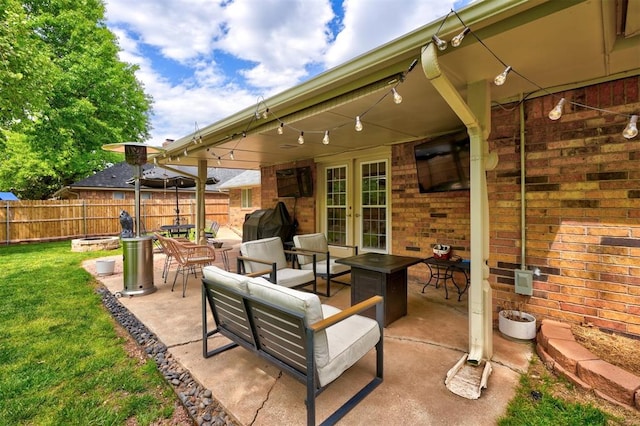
[242,202,297,243]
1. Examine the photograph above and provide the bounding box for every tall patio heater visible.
[102,142,164,296]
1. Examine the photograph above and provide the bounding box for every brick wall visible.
[227,187,262,229]
[487,76,640,336]
[396,76,639,336]
[257,77,640,337]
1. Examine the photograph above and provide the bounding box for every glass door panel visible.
[359,160,388,252]
[325,165,348,245]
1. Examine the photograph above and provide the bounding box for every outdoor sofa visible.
[201,265,384,426]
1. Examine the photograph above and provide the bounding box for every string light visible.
[277,123,284,134]
[262,108,269,119]
[355,116,363,131]
[229,150,235,160]
[322,130,330,145]
[548,98,565,120]
[298,131,305,144]
[623,115,638,139]
[432,34,447,51]
[494,66,512,86]
[183,149,188,156]
[217,156,221,165]
[392,88,403,104]
[451,27,470,47]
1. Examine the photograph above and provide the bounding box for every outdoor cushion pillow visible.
[202,265,250,294]
[247,277,330,368]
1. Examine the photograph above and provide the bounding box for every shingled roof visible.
[54,162,249,198]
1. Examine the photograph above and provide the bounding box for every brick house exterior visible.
[260,76,640,336]
[217,170,263,229]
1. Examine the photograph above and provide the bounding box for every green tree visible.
[0,0,53,130]
[0,0,152,199]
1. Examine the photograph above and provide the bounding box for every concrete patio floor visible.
[86,227,533,425]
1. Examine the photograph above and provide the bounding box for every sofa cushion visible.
[247,277,330,368]
[241,237,288,272]
[316,304,380,387]
[203,265,250,294]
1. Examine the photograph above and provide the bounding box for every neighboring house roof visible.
[217,170,261,190]
[0,192,19,200]
[154,0,639,170]
[53,162,248,198]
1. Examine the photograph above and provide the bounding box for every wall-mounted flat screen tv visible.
[276,166,313,198]
[415,130,470,193]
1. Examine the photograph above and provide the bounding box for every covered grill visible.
[242,202,297,243]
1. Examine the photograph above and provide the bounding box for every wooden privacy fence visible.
[0,199,229,244]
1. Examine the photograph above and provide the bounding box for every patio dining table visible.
[160,224,195,238]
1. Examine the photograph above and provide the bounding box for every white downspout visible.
[421,43,494,364]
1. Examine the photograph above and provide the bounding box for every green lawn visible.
[0,241,178,425]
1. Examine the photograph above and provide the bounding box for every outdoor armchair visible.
[293,233,358,296]
[204,220,220,239]
[237,236,318,294]
[160,235,216,297]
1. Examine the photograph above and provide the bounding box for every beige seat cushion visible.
[247,278,330,368]
[203,265,250,294]
[316,304,380,387]
[240,237,288,272]
[247,278,380,388]
[300,259,350,277]
[293,233,328,265]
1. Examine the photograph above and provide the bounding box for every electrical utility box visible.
[514,269,533,296]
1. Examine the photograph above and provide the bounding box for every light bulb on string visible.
[548,98,566,120]
[392,88,402,104]
[298,131,305,145]
[277,123,284,135]
[355,116,363,132]
[322,130,330,145]
[217,156,222,165]
[623,115,638,139]
[432,34,447,51]
[494,66,512,86]
[262,108,269,119]
[451,27,470,47]
[183,149,188,156]
[229,150,235,160]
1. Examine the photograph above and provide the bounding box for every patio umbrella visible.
[127,166,219,225]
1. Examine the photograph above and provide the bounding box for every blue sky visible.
[104,0,471,146]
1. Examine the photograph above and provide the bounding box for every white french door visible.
[319,151,390,254]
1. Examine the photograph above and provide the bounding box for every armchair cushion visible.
[240,236,288,272]
[293,233,328,264]
[300,259,350,277]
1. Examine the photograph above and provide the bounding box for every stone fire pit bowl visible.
[71,236,120,252]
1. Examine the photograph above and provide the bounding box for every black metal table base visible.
[421,257,470,301]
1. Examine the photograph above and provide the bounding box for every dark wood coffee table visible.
[336,253,422,326]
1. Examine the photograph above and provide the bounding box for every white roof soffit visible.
[155,0,640,169]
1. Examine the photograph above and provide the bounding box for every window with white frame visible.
[241,188,252,208]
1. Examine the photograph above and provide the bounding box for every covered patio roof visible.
[154,0,640,169]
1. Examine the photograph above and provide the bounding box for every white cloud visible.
[104,0,462,145]
[324,0,460,68]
